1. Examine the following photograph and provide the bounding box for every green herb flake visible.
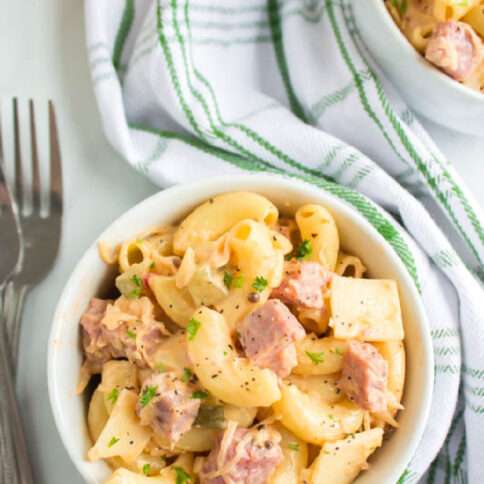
[252,276,268,293]
[233,275,244,288]
[295,239,312,260]
[191,390,209,400]
[127,329,137,340]
[174,466,192,484]
[223,350,228,356]
[330,347,343,356]
[224,271,244,289]
[182,368,193,383]
[223,271,233,289]
[139,385,158,407]
[305,350,325,365]
[187,318,201,341]
[132,274,142,287]
[128,287,142,299]
[142,463,151,476]
[149,261,156,270]
[288,442,300,451]
[108,436,120,448]
[106,388,119,404]
[155,363,166,373]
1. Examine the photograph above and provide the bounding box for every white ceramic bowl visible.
[351,0,484,137]
[48,174,433,484]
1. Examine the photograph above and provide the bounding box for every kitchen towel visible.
[85,1,484,482]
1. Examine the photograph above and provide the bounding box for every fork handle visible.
[0,312,34,484]
[5,282,29,371]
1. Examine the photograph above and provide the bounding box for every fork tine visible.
[48,100,62,209]
[13,98,23,211]
[29,100,41,212]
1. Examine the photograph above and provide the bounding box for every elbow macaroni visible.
[82,192,406,483]
[295,204,339,270]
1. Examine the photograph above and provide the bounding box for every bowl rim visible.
[47,173,434,483]
[364,0,484,102]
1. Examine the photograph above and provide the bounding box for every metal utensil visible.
[0,104,34,484]
[5,99,63,367]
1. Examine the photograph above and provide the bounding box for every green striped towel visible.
[85,0,483,482]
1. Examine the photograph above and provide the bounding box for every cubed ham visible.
[271,261,332,309]
[80,298,118,373]
[200,424,283,484]
[339,341,388,413]
[80,296,168,375]
[239,299,305,378]
[136,372,200,443]
[425,21,483,81]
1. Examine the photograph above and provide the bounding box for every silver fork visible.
[4,99,63,367]
[0,108,34,484]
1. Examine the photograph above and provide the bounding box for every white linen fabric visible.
[84,1,484,482]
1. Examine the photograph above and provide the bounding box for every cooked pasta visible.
[386,0,484,93]
[79,192,406,483]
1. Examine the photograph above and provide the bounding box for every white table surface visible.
[1,1,482,483]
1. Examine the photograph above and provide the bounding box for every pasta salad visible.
[386,0,484,92]
[78,192,406,484]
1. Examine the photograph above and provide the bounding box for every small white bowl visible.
[48,174,433,484]
[351,0,484,137]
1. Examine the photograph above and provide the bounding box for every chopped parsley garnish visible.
[233,275,244,288]
[107,436,120,448]
[224,271,244,289]
[132,274,142,286]
[330,347,343,356]
[155,363,166,373]
[191,390,209,400]
[142,463,151,476]
[390,0,407,15]
[252,276,268,293]
[127,274,143,299]
[295,239,312,260]
[128,288,141,299]
[223,271,233,289]
[126,329,137,340]
[106,388,119,404]
[187,318,201,341]
[182,368,193,383]
[139,385,158,407]
[288,442,300,451]
[174,466,192,484]
[305,350,325,365]
[149,261,156,270]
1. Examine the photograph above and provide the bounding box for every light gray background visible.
[1,1,482,482]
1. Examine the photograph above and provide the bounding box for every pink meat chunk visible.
[425,21,483,81]
[201,425,283,484]
[136,372,200,443]
[339,341,388,413]
[80,298,119,373]
[271,261,332,309]
[80,297,166,373]
[239,299,305,378]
